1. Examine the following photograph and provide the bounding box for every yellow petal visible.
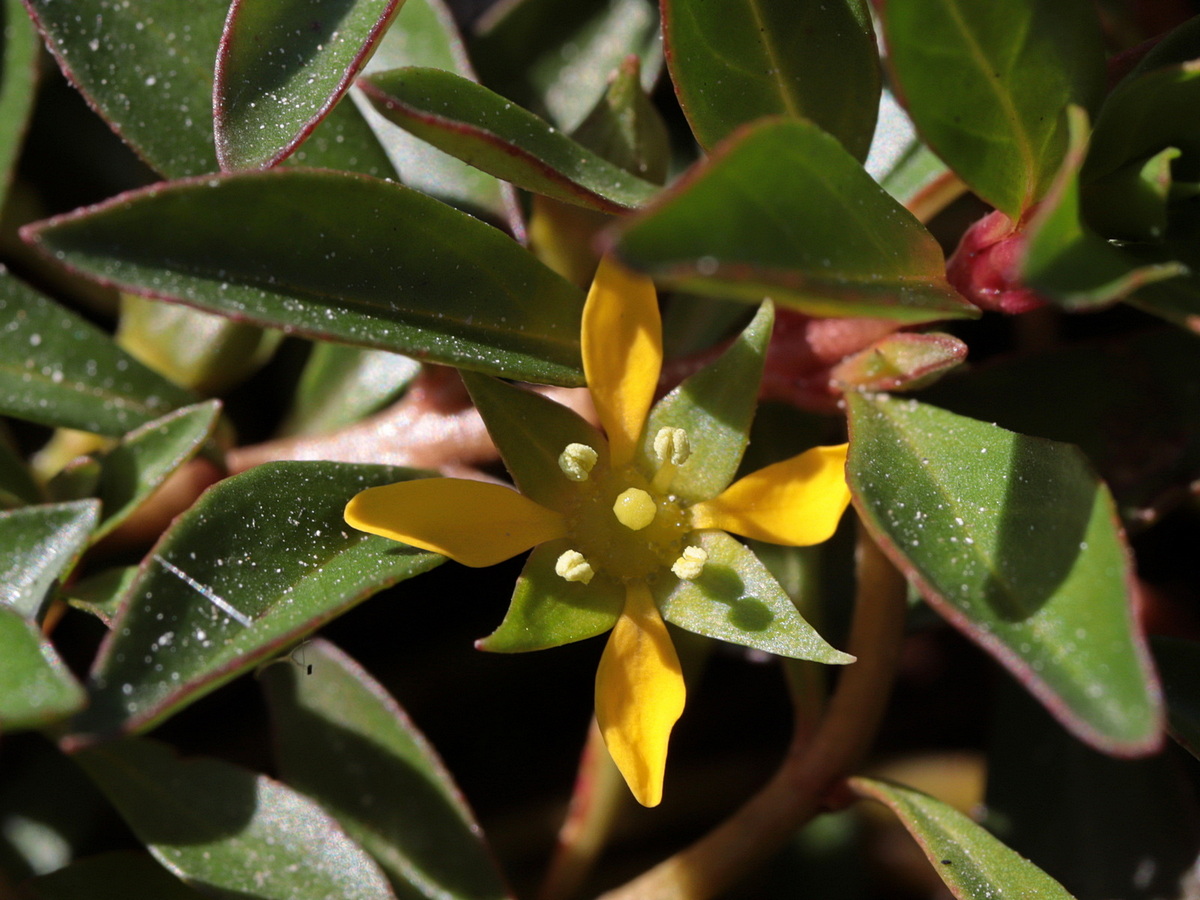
[691,444,851,546]
[595,582,685,807]
[345,478,566,567]
[582,256,662,466]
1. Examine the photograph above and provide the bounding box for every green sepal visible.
[462,371,607,512]
[654,531,853,664]
[0,500,99,621]
[638,301,773,503]
[478,539,624,652]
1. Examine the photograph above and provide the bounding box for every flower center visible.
[555,430,706,584]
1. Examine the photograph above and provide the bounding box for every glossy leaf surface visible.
[656,531,853,663]
[23,170,585,386]
[0,271,195,435]
[849,776,1074,900]
[361,67,659,212]
[91,401,221,541]
[75,738,397,900]
[846,393,1161,754]
[665,0,878,159]
[67,462,442,744]
[280,343,420,436]
[0,0,39,210]
[613,120,976,323]
[882,0,1105,217]
[262,639,511,900]
[215,0,401,169]
[0,606,86,731]
[0,500,98,620]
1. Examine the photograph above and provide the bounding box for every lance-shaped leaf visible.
[1,501,98,620]
[26,0,396,179]
[0,0,39,211]
[280,343,420,437]
[64,462,442,746]
[664,0,879,159]
[360,67,660,212]
[262,639,512,900]
[22,169,585,386]
[846,393,1162,754]
[215,0,402,170]
[91,401,222,542]
[75,738,397,900]
[881,0,1105,218]
[0,270,196,435]
[831,332,967,393]
[848,777,1075,900]
[19,853,209,900]
[612,119,976,323]
[0,606,86,732]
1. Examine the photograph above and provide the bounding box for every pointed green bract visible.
[24,170,586,386]
[0,606,86,731]
[656,531,852,663]
[847,393,1162,754]
[638,302,773,503]
[262,639,512,900]
[66,462,442,745]
[0,500,98,620]
[0,272,196,436]
[361,67,660,212]
[849,776,1075,900]
[613,119,978,323]
[882,0,1105,217]
[76,739,397,900]
[479,540,624,652]
[665,0,879,159]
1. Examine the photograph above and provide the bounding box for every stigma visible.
[613,488,657,531]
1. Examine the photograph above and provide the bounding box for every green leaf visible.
[664,0,879,159]
[261,639,511,900]
[613,119,977,324]
[19,853,208,900]
[470,0,661,133]
[1022,107,1186,309]
[846,393,1162,754]
[882,0,1105,217]
[361,67,660,212]
[655,531,853,663]
[0,271,196,435]
[0,0,40,211]
[570,56,670,185]
[462,372,606,512]
[985,679,1200,899]
[280,343,420,437]
[638,301,773,503]
[356,0,519,227]
[65,566,140,628]
[0,501,98,620]
[27,0,398,179]
[75,738,397,900]
[65,462,442,745]
[477,539,624,652]
[91,401,222,541]
[0,439,41,508]
[214,0,402,170]
[848,776,1076,900]
[0,606,86,732]
[1152,636,1200,760]
[830,332,967,393]
[23,169,585,386]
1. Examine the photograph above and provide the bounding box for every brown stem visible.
[596,526,907,900]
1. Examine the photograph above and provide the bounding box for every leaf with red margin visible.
[214,0,403,170]
[831,332,966,393]
[846,392,1162,756]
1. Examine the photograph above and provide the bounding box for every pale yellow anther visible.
[613,488,657,531]
[671,546,708,580]
[555,549,595,584]
[653,427,691,466]
[558,443,599,482]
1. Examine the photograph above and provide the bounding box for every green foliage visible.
[2,0,1198,897]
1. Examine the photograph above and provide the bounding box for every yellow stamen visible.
[555,549,595,584]
[559,443,599,482]
[613,488,656,531]
[653,427,691,466]
[670,546,708,580]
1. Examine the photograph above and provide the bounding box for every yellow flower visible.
[345,258,851,807]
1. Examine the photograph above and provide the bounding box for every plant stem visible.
[597,525,907,900]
